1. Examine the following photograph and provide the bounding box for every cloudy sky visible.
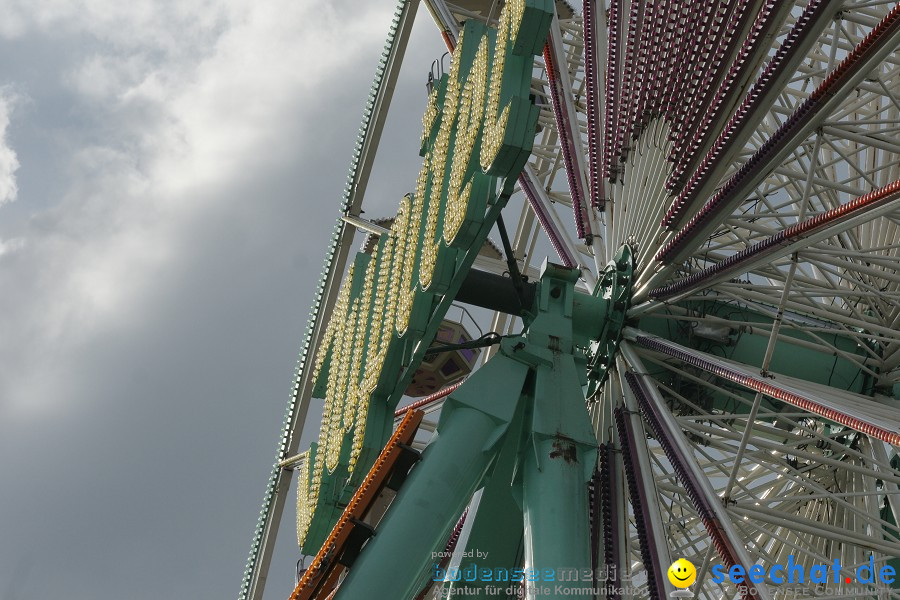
[0,2,444,599]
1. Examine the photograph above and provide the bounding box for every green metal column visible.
[520,357,598,599]
[443,397,527,597]
[333,353,529,600]
[514,262,600,599]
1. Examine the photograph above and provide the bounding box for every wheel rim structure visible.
[240,2,900,600]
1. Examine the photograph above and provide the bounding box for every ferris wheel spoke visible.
[612,351,897,598]
[646,178,900,303]
[609,0,847,285]
[652,6,900,274]
[617,337,900,599]
[593,374,634,594]
[618,345,776,600]
[582,0,606,212]
[710,283,900,354]
[624,327,900,446]
[544,22,593,242]
[644,458,734,600]
[638,336,900,462]
[684,426,900,543]
[629,295,900,396]
[518,167,599,284]
[529,8,609,276]
[612,359,674,598]
[870,436,900,525]
[659,0,834,230]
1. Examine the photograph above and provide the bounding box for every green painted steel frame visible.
[299,0,555,554]
[333,263,605,600]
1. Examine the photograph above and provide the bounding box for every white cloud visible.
[49,1,393,317]
[0,0,228,49]
[0,91,20,205]
[0,236,24,256]
[0,4,446,599]
[0,1,396,416]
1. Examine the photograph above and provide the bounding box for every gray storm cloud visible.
[0,2,444,599]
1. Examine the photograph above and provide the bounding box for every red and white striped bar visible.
[394,379,465,418]
[657,4,900,261]
[628,330,900,446]
[650,177,900,299]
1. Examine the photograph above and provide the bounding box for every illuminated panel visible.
[417,25,466,295]
[481,0,552,177]
[295,0,553,553]
[350,235,394,472]
[444,34,490,247]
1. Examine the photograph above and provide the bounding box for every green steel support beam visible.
[521,423,596,598]
[326,258,634,600]
[441,405,526,597]
[514,262,600,599]
[333,352,529,600]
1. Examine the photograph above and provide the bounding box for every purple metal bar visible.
[614,407,667,599]
[583,0,606,209]
[519,172,577,268]
[602,0,620,181]
[661,0,841,230]
[658,3,900,259]
[445,508,468,554]
[597,443,621,595]
[650,177,900,299]
[624,372,762,600]
[627,0,657,136]
[613,0,644,165]
[633,334,900,446]
[588,466,603,590]
[543,35,592,240]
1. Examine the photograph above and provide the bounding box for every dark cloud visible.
[0,3,444,599]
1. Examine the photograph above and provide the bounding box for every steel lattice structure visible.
[240,1,900,599]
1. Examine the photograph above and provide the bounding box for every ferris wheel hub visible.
[585,244,635,397]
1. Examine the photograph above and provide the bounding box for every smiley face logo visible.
[667,558,697,588]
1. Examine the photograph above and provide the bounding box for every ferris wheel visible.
[240,1,900,599]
